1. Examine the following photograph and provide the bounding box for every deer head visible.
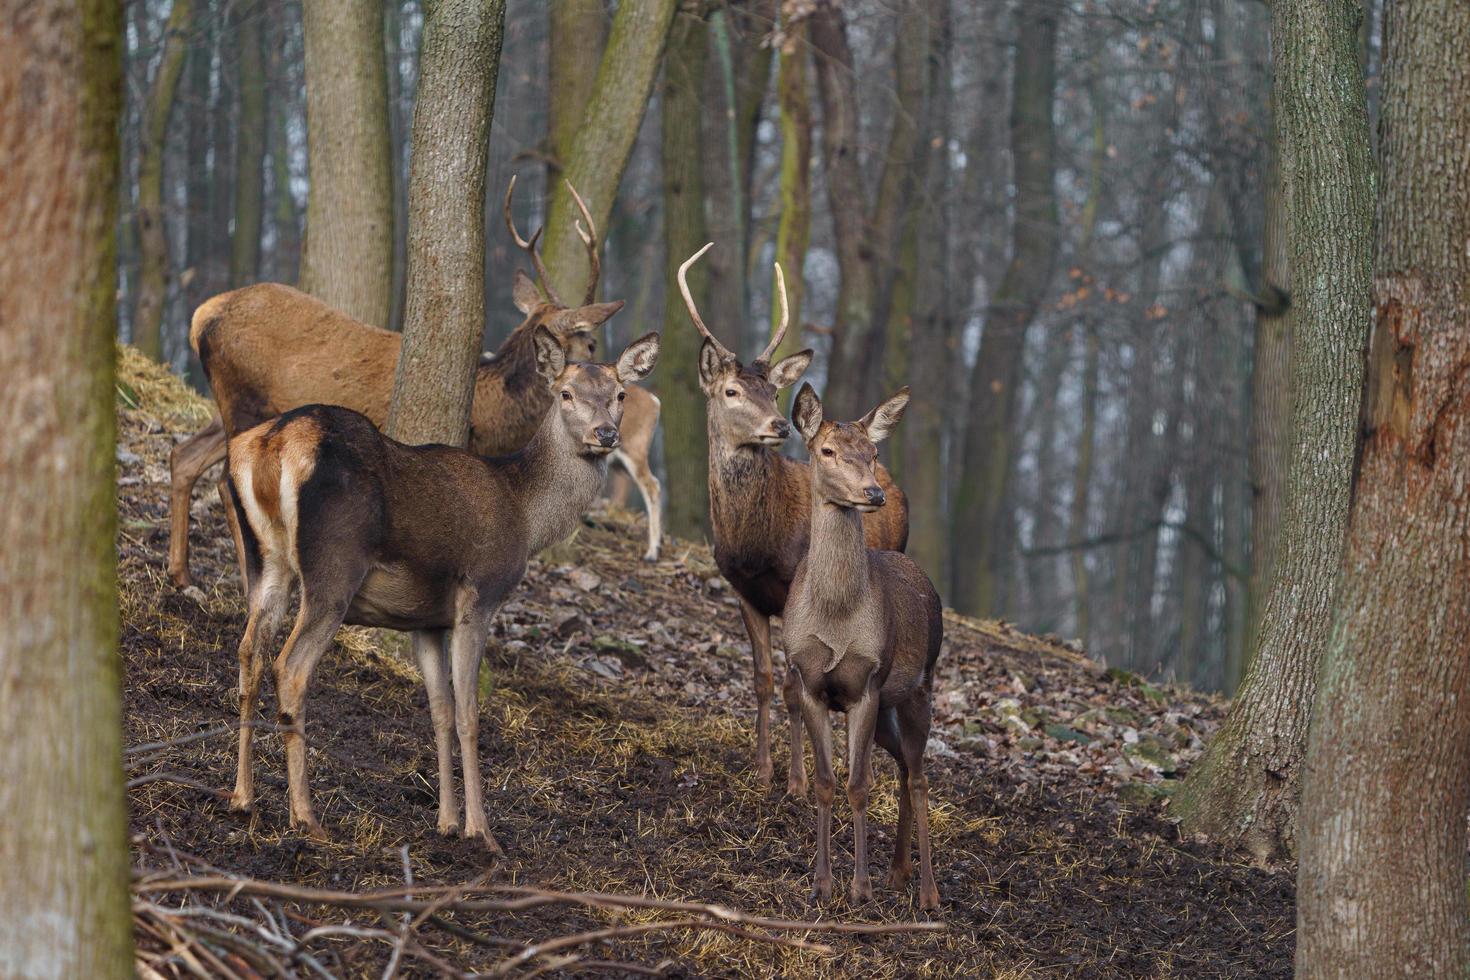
[792,384,910,511]
[532,327,660,456]
[677,243,814,449]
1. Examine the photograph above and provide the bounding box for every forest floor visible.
[117,347,1294,978]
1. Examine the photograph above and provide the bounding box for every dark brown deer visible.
[676,244,908,794]
[785,383,942,910]
[168,178,664,589]
[225,330,660,850]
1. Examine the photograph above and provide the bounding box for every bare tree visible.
[231,0,266,286]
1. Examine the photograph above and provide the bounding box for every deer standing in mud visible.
[224,330,659,849]
[675,244,908,793]
[169,179,664,589]
[785,383,942,910]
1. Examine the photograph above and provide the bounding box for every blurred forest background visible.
[112,0,1370,694]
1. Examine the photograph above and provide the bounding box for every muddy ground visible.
[118,348,1294,977]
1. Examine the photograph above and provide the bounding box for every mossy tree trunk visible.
[231,0,266,287]
[547,0,607,184]
[386,0,506,448]
[1174,0,1373,864]
[0,0,133,973]
[1295,0,1470,971]
[770,7,811,412]
[299,0,394,326]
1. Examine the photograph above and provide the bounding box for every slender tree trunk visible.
[0,1,132,972]
[1175,0,1373,863]
[769,8,811,404]
[541,0,677,300]
[951,1,1058,616]
[299,0,394,326]
[1296,2,1470,969]
[231,0,266,286]
[268,17,301,284]
[547,0,607,183]
[386,0,506,447]
[133,0,192,359]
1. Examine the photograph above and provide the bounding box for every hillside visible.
[117,347,1293,977]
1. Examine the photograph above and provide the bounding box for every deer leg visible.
[449,607,502,855]
[615,449,663,562]
[898,694,939,910]
[782,664,807,798]
[167,415,227,588]
[412,629,459,836]
[737,598,775,787]
[798,685,836,904]
[229,558,291,812]
[875,707,913,890]
[273,589,352,840]
[218,474,250,589]
[845,684,881,903]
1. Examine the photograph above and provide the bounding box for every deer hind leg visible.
[611,448,663,562]
[875,706,913,890]
[845,684,881,903]
[782,664,807,798]
[737,598,775,788]
[229,555,292,812]
[167,415,227,589]
[798,684,836,904]
[449,603,502,855]
[412,629,459,836]
[897,693,939,910]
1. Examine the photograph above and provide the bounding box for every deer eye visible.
[617,391,626,401]
[821,447,834,457]
[725,388,738,398]
[561,391,572,402]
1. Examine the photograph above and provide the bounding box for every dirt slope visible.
[117,346,1293,977]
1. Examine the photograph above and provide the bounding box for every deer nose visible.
[770,419,791,439]
[595,425,620,448]
[864,486,886,507]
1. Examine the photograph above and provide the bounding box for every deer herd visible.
[166,180,944,911]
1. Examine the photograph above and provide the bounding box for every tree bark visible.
[231,0,266,287]
[1295,0,1470,971]
[657,8,710,541]
[133,0,192,360]
[950,1,1059,616]
[1175,0,1373,863]
[299,0,394,326]
[386,0,507,448]
[0,1,132,973]
[267,13,301,284]
[540,0,677,301]
[547,0,607,182]
[769,8,811,404]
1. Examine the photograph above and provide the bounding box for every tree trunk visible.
[133,0,192,360]
[770,9,811,405]
[268,17,301,284]
[386,0,506,447]
[0,1,133,973]
[547,0,607,182]
[231,0,266,287]
[1295,0,1470,971]
[299,0,394,326]
[656,9,710,541]
[1174,0,1373,863]
[951,1,1058,617]
[541,0,677,301]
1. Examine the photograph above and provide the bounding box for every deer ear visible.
[698,338,727,391]
[578,299,625,326]
[792,383,824,443]
[859,386,910,443]
[512,269,543,314]
[766,349,813,390]
[533,325,567,384]
[616,332,660,383]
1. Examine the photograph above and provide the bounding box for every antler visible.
[755,262,791,365]
[502,175,565,307]
[677,243,732,357]
[564,180,601,305]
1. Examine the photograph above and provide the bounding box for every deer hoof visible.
[849,876,874,903]
[437,820,461,838]
[808,877,832,906]
[477,828,504,857]
[918,883,941,912]
[642,549,659,563]
[227,792,254,814]
[295,819,329,844]
[169,566,194,590]
[886,865,912,890]
[785,776,808,799]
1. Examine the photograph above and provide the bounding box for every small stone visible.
[116,448,141,466]
[1045,723,1092,745]
[182,585,207,606]
[704,576,726,594]
[551,607,587,636]
[585,657,622,679]
[568,567,601,592]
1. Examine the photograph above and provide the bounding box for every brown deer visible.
[675,244,908,794]
[225,330,660,850]
[785,383,942,910]
[168,178,664,589]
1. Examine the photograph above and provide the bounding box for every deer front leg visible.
[449,609,502,855]
[412,629,459,836]
[845,683,881,903]
[798,684,836,904]
[737,598,775,788]
[898,695,939,910]
[782,664,807,798]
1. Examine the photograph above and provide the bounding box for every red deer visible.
[675,244,908,793]
[225,330,660,850]
[168,179,663,589]
[786,383,942,909]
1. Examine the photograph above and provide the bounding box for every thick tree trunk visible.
[1296,1,1470,971]
[547,0,607,182]
[0,1,132,973]
[541,0,677,301]
[299,0,394,326]
[1174,0,1373,863]
[951,2,1058,617]
[386,0,506,447]
[231,0,266,287]
[656,9,710,541]
[769,11,811,401]
[133,0,192,360]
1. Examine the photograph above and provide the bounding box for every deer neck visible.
[706,422,783,532]
[507,408,608,555]
[805,498,869,615]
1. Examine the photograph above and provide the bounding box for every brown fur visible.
[784,384,942,909]
[224,332,660,850]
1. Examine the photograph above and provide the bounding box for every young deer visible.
[169,178,664,589]
[676,244,908,793]
[224,330,659,851]
[786,383,942,910]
